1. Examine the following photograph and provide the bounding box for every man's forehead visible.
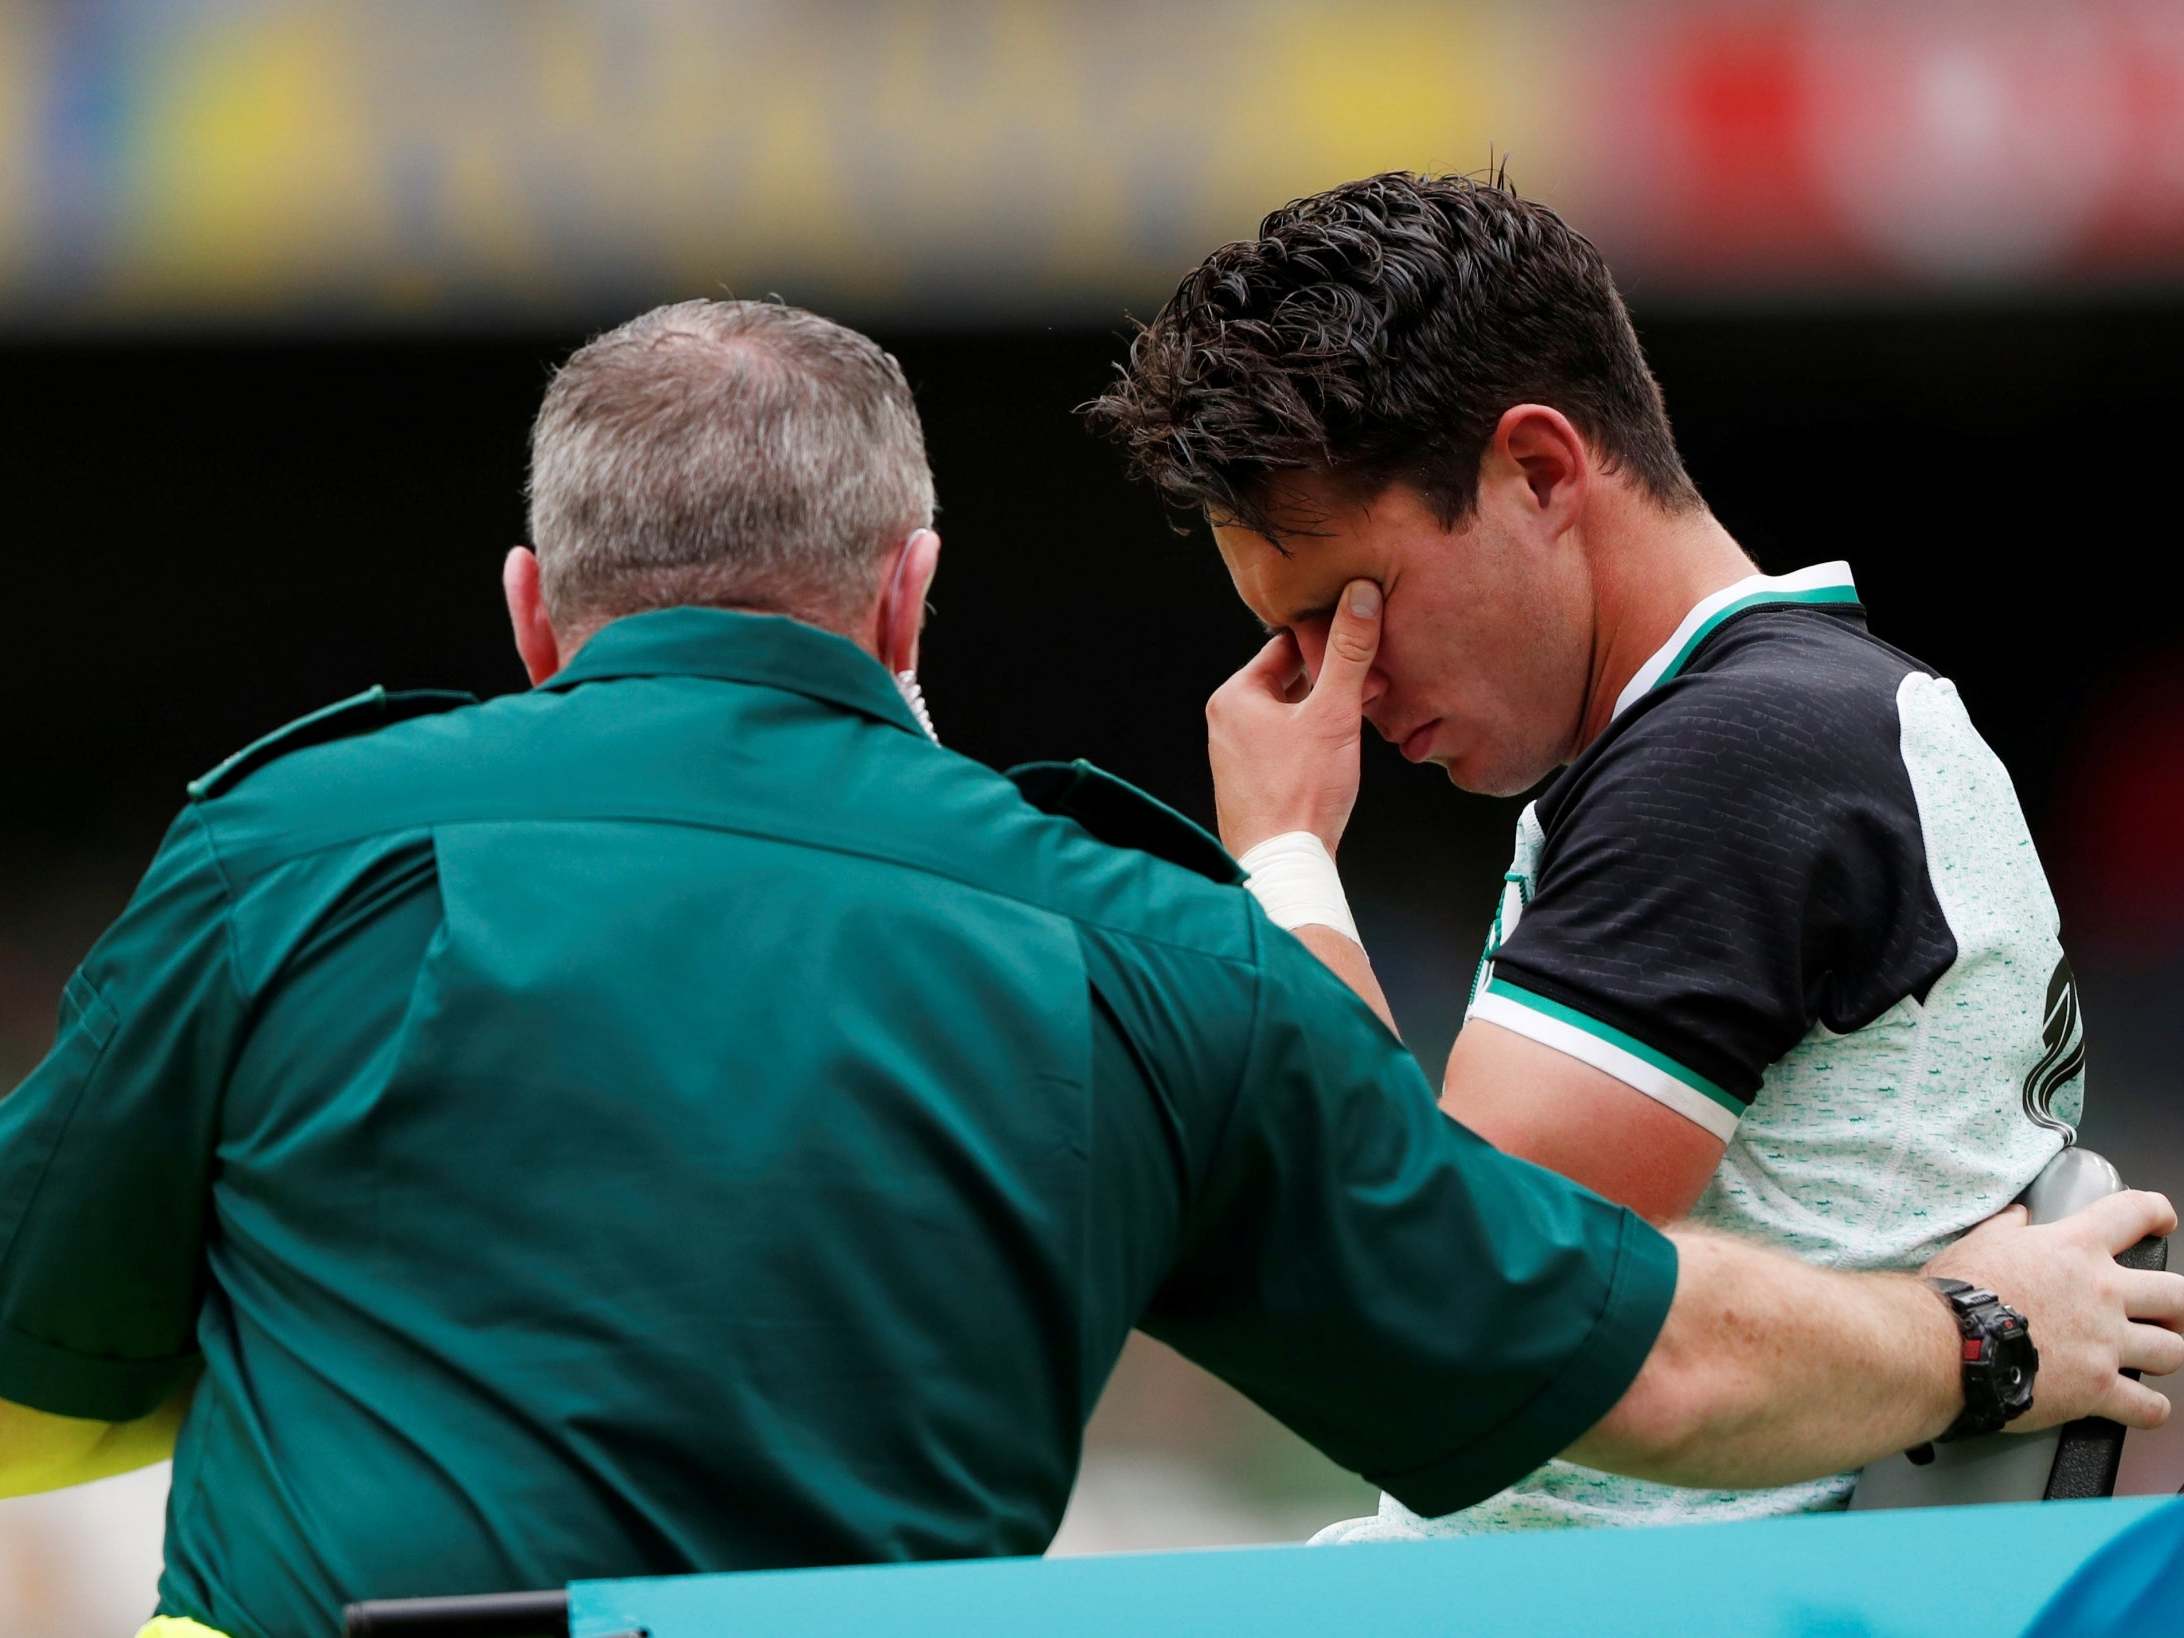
[1247,470,1361,540]
[1211,520,1320,626]
[1211,499,1364,628]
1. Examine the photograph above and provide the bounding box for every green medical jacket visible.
[0,609,1676,1638]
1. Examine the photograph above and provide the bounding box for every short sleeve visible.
[0,807,238,1420]
[1481,662,1956,1138]
[1141,918,1678,1517]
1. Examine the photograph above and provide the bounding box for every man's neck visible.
[1574,504,1758,754]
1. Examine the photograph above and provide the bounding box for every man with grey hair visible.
[1,298,2177,1638]
[518,298,937,640]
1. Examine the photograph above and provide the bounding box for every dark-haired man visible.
[1090,172,2097,1536]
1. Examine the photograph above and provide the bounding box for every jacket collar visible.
[538,607,928,739]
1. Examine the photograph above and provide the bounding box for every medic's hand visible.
[1925,1189,2184,1432]
[1207,579,1384,858]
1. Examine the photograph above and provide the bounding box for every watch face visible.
[1994,1311,2039,1422]
[1932,1280,2039,1440]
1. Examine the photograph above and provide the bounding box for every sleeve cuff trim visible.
[0,1321,194,1422]
[1472,979,1744,1141]
[1366,1210,1682,1517]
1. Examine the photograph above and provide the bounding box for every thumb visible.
[1974,1203,2030,1238]
[2078,1188,2178,1255]
[1309,579,1383,714]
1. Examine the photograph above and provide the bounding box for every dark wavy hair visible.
[1084,170,1700,545]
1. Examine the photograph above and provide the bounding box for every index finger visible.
[1305,579,1383,716]
[2092,1373,2173,1431]
[2068,1188,2180,1255]
[2121,1266,2184,1328]
[1237,630,1305,691]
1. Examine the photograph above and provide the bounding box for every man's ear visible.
[876,528,942,676]
[1488,404,1590,538]
[503,547,564,685]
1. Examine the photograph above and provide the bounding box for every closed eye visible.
[1262,603,1335,636]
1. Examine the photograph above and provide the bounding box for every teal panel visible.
[570,1496,2174,1638]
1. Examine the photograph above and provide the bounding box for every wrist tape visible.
[1238,831,1360,945]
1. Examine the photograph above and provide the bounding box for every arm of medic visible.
[1207,575,1723,1220]
[1578,1192,2183,1488]
[0,810,231,1498]
[1589,1196,2184,1485]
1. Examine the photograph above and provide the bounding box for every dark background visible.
[9,301,2182,1086]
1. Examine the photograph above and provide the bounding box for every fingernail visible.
[1348,580,1381,618]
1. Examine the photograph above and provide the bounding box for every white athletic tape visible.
[1238,831,1360,945]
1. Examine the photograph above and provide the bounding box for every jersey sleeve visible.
[1140,916,1678,1518]
[1479,664,1956,1139]
[0,807,239,1420]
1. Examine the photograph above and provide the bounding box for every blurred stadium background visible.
[3,0,2182,1629]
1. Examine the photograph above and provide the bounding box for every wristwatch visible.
[1911,1277,2039,1459]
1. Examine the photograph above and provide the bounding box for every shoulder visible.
[1639,608,1928,750]
[1693,605,1930,714]
[999,766,1407,1114]
[183,686,507,871]
[188,687,479,804]
[878,756,1285,1113]
[1005,765,1397,1061]
[985,758,1262,970]
[1547,611,1934,830]
[1006,760,1242,888]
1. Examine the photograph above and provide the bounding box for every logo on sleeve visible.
[2021,956,2084,1137]
[1466,870,1533,1014]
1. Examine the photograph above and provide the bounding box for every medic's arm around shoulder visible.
[0,805,238,1467]
[1137,920,1677,1518]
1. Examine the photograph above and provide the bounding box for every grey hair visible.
[525,299,936,632]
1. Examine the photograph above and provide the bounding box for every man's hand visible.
[1926,1188,2184,1432]
[1207,579,1384,857]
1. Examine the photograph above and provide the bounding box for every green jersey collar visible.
[539,606,930,740]
[1611,561,1861,721]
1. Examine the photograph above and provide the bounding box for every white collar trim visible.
[1610,561,1860,722]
